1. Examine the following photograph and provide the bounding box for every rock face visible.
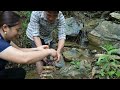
[110,12,120,20]
[65,17,83,36]
[89,20,120,47]
[63,47,93,62]
[90,21,120,41]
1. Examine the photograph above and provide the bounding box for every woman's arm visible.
[10,41,48,52]
[0,46,57,64]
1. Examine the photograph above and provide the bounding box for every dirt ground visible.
[25,70,40,79]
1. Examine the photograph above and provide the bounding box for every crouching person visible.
[0,11,58,79]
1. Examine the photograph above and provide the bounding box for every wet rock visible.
[59,65,81,79]
[63,48,82,61]
[65,17,83,36]
[90,21,120,41]
[89,20,120,47]
[91,50,97,54]
[84,19,100,30]
[110,12,120,20]
[58,58,92,79]
[79,60,92,78]
[79,30,89,48]
[88,33,103,47]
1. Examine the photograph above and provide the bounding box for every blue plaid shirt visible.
[26,11,66,44]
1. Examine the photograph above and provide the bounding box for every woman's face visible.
[6,22,21,41]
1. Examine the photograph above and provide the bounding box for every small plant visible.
[100,42,117,54]
[70,60,80,69]
[95,43,120,79]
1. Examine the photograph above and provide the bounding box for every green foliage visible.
[100,42,117,54]
[95,43,120,79]
[13,11,32,48]
[70,60,80,69]
[62,11,74,18]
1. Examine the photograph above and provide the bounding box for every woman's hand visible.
[37,45,49,51]
[49,49,58,60]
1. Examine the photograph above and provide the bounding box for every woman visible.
[0,11,57,79]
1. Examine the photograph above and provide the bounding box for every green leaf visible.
[96,55,108,65]
[103,63,109,70]
[110,62,116,67]
[101,43,117,54]
[108,71,115,76]
[100,70,105,76]
[76,61,80,66]
[70,61,76,65]
[108,49,119,55]
[115,71,120,77]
